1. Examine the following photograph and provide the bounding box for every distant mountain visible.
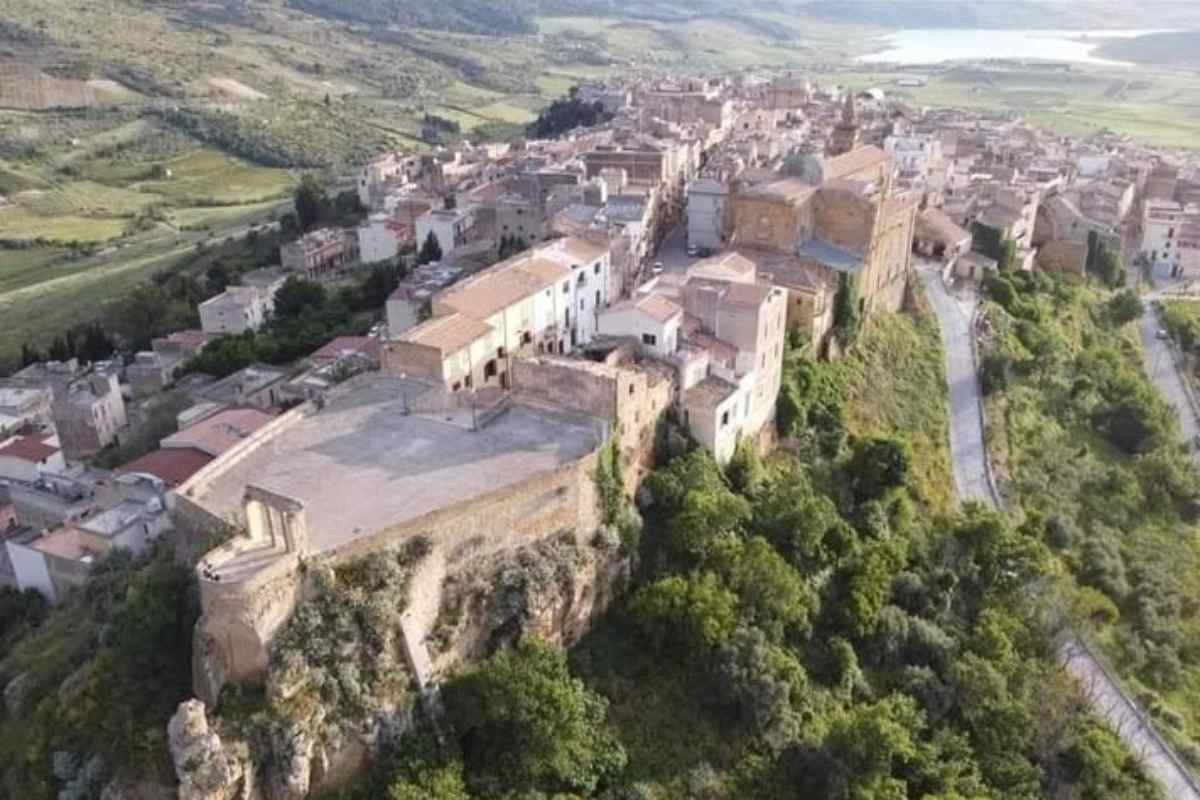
[797,0,1200,30]
[1095,31,1200,66]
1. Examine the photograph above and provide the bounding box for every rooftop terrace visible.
[190,375,605,555]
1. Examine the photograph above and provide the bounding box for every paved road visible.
[919,264,1200,799]
[655,222,698,273]
[915,264,994,505]
[1061,639,1200,800]
[1140,307,1200,449]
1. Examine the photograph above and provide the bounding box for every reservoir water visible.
[859,29,1166,66]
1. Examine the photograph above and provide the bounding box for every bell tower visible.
[828,92,862,157]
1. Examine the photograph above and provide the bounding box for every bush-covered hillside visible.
[327,307,1161,799]
[980,270,1200,768]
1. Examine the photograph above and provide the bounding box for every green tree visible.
[833,273,860,344]
[418,230,444,265]
[293,174,329,231]
[388,763,470,800]
[630,572,738,653]
[272,276,328,320]
[848,437,911,503]
[997,238,1017,271]
[1106,289,1143,326]
[442,639,626,797]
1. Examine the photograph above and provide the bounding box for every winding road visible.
[917,263,1200,800]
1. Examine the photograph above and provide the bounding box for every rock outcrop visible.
[168,700,253,800]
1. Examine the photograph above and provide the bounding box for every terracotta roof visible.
[516,257,572,284]
[554,236,608,263]
[635,293,683,323]
[743,177,817,203]
[117,447,213,488]
[399,313,493,355]
[31,527,101,561]
[685,375,738,409]
[311,336,382,363]
[916,208,971,247]
[0,435,59,463]
[162,407,275,457]
[721,281,775,308]
[825,145,888,180]
[439,267,546,319]
[689,252,758,282]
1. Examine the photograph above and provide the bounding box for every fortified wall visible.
[176,374,624,708]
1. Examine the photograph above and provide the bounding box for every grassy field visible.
[834,64,1200,151]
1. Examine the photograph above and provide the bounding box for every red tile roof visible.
[161,407,275,457]
[825,145,888,181]
[311,336,382,364]
[117,447,213,488]
[0,435,59,463]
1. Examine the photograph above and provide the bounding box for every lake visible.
[859,29,1167,66]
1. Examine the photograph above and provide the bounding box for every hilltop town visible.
[5,66,1200,800]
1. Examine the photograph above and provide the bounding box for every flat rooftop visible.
[191,375,605,554]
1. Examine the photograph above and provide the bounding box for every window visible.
[579,298,585,310]
[484,360,498,379]
[628,383,635,396]
[452,381,461,391]
[464,375,473,388]
[593,263,601,274]
[721,410,730,427]
[1169,227,1176,238]
[578,272,587,286]
[595,289,601,306]
[642,333,657,346]
[562,282,569,294]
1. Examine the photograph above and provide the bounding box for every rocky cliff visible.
[169,527,632,800]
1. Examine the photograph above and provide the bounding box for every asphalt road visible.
[1141,308,1200,446]
[1061,638,1200,800]
[920,263,1200,799]
[916,264,994,505]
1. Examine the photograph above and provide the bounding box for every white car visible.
[1156,329,1170,340]
[652,262,665,275]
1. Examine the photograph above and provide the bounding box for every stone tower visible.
[827,92,861,157]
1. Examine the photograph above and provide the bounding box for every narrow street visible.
[1140,307,1200,449]
[918,263,1200,800]
[915,263,994,506]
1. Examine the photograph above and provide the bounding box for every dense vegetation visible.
[285,0,537,35]
[184,266,399,378]
[980,269,1200,765]
[526,91,615,139]
[327,309,1157,799]
[0,547,194,799]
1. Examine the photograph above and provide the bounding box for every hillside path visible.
[918,263,1200,800]
[915,263,994,505]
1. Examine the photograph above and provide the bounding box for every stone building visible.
[827,94,862,157]
[280,228,359,281]
[726,145,917,346]
[384,237,613,392]
[52,372,127,461]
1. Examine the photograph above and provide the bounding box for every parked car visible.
[686,243,698,257]
[1156,329,1170,340]
[696,246,715,258]
[652,261,665,275]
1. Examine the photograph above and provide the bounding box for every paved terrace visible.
[192,375,606,556]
